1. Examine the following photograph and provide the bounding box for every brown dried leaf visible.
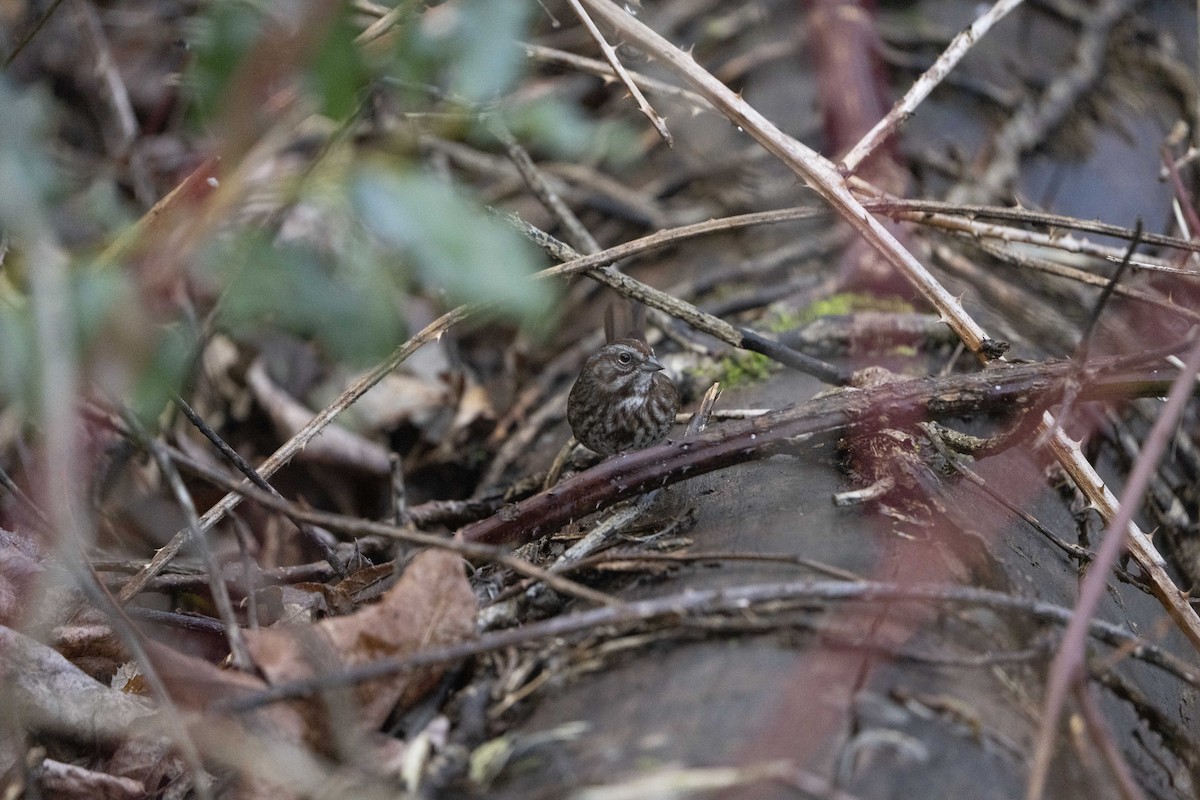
[244,549,475,732]
[140,638,308,746]
[245,359,392,475]
[0,527,45,628]
[350,372,454,432]
[0,625,152,743]
[254,583,332,626]
[34,758,146,800]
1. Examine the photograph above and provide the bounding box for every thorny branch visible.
[458,353,1176,547]
[841,0,1027,173]
[1027,335,1200,800]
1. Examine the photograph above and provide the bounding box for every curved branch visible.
[458,355,1173,546]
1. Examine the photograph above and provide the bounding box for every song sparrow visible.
[567,338,680,455]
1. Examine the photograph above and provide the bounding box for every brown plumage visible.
[567,338,680,456]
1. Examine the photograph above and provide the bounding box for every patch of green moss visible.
[764,307,807,334]
[791,293,915,327]
[691,350,774,389]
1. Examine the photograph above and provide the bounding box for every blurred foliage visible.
[305,9,370,120]
[0,80,56,236]
[0,0,636,422]
[0,300,34,408]
[0,79,57,411]
[0,77,187,420]
[391,0,533,104]
[484,97,641,166]
[351,166,551,322]
[184,0,568,352]
[185,1,267,124]
[205,227,407,365]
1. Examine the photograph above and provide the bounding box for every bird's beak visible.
[642,356,665,372]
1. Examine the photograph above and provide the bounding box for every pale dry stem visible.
[565,0,674,146]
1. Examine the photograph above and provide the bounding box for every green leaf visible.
[306,7,370,120]
[210,232,406,365]
[0,303,35,408]
[0,79,59,234]
[389,0,531,104]
[447,0,531,102]
[185,1,265,123]
[351,167,553,320]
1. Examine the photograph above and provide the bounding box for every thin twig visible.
[522,42,715,113]
[565,0,673,145]
[1077,222,1141,363]
[2,0,68,67]
[933,212,1184,275]
[491,118,600,255]
[970,240,1200,324]
[863,197,1200,258]
[218,578,1200,711]
[1038,226,1144,447]
[135,427,255,671]
[354,0,417,44]
[154,442,623,609]
[174,396,344,576]
[841,0,1026,173]
[565,549,864,582]
[542,437,581,491]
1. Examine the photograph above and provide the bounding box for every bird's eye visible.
[617,352,633,364]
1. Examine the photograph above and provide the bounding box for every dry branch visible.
[841,0,1027,173]
[220,577,1199,711]
[458,354,1174,546]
